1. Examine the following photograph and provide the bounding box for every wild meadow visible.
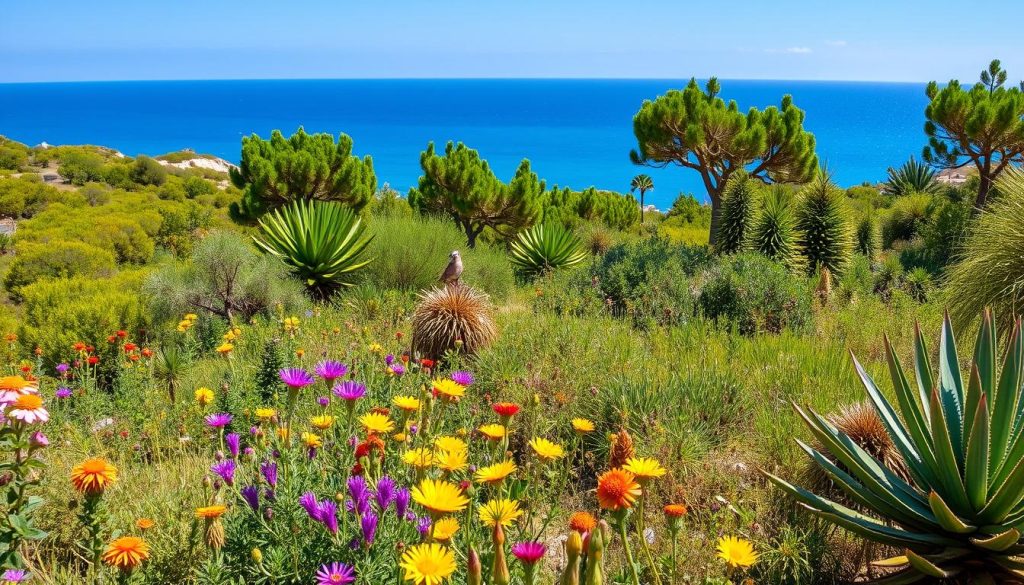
[1,61,1024,585]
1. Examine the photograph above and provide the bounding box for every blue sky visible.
[1,0,1019,82]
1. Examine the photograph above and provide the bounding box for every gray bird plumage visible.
[440,250,463,285]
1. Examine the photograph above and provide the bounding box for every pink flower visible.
[511,541,547,565]
[5,393,48,424]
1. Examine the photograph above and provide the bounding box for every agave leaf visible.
[913,322,935,413]
[966,388,991,512]
[979,452,1024,525]
[905,549,958,578]
[509,223,587,276]
[927,491,976,534]
[992,320,1024,476]
[882,336,937,484]
[928,386,972,512]
[938,313,966,465]
[872,555,910,567]
[971,528,1021,552]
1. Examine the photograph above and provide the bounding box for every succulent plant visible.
[795,173,854,275]
[412,284,497,360]
[253,199,373,297]
[767,309,1024,583]
[885,156,942,197]
[715,173,758,255]
[509,223,587,276]
[747,185,802,269]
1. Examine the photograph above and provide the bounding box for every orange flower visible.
[102,536,150,571]
[196,505,228,519]
[568,511,597,534]
[663,504,688,518]
[596,468,641,511]
[136,518,155,530]
[71,458,118,494]
[492,402,520,418]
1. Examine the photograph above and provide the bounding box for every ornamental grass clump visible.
[412,284,496,360]
[767,309,1024,583]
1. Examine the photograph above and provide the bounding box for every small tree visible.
[795,172,854,275]
[923,59,1024,209]
[229,128,376,219]
[715,173,758,254]
[629,174,654,223]
[409,142,544,247]
[631,77,818,245]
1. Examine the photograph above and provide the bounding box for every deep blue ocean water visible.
[0,79,928,209]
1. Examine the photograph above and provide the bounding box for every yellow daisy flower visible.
[392,395,421,412]
[431,517,460,542]
[412,479,468,516]
[434,449,469,473]
[624,456,667,481]
[403,447,434,469]
[478,423,507,441]
[572,418,596,433]
[400,543,456,585]
[718,535,759,569]
[360,412,396,434]
[528,437,565,461]
[434,436,467,453]
[475,459,517,485]
[433,379,466,401]
[254,407,276,421]
[478,498,524,528]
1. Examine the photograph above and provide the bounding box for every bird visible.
[440,250,463,286]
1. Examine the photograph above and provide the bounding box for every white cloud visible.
[765,46,813,54]
[825,40,848,47]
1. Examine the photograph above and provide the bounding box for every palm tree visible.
[630,174,654,223]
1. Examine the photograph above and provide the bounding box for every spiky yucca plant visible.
[509,223,587,276]
[885,156,942,197]
[796,173,854,275]
[253,199,373,298]
[747,186,802,269]
[946,168,1024,338]
[856,213,882,261]
[412,285,497,360]
[767,310,1024,583]
[715,173,758,254]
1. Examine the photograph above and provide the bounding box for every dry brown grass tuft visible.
[412,284,497,360]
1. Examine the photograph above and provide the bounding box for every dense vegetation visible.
[1,60,1024,585]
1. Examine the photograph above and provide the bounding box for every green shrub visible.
[921,198,971,268]
[666,193,712,226]
[0,175,76,218]
[368,185,412,218]
[881,192,932,247]
[883,155,941,196]
[747,185,802,268]
[854,212,882,260]
[591,237,712,327]
[0,140,28,171]
[130,156,168,186]
[696,252,812,334]
[57,150,108,185]
[183,175,216,199]
[715,173,758,254]
[18,270,151,366]
[845,184,889,209]
[835,253,874,303]
[795,174,854,275]
[4,240,117,300]
[946,169,1024,336]
[359,215,514,299]
[508,223,587,277]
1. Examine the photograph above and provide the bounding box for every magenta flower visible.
[332,380,365,401]
[205,413,233,428]
[55,363,70,374]
[299,492,321,520]
[240,485,260,512]
[315,562,355,585]
[389,364,405,376]
[416,515,432,536]
[512,541,547,564]
[361,510,378,544]
[450,370,474,386]
[210,459,236,486]
[30,431,48,448]
[317,499,339,534]
[375,476,396,510]
[1,569,29,583]
[395,487,411,518]
[225,433,240,458]
[260,460,278,487]
[55,386,72,399]
[315,360,348,383]
[279,368,315,389]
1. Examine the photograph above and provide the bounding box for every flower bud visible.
[251,548,263,563]
[467,545,483,585]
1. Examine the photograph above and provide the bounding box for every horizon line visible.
[0,76,931,86]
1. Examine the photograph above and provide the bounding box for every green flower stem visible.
[616,515,641,585]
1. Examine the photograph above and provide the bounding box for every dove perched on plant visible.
[440,250,463,286]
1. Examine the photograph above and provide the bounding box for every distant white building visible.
[936,168,971,185]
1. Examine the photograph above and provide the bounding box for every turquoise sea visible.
[0,79,928,209]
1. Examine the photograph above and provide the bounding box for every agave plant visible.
[885,156,942,197]
[508,223,587,276]
[747,185,803,269]
[766,310,1024,583]
[253,199,373,297]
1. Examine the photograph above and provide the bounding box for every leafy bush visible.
[696,252,812,334]
[4,240,117,301]
[747,185,802,269]
[946,169,1024,336]
[0,175,74,218]
[845,184,889,210]
[358,215,514,298]
[57,150,107,185]
[854,212,881,260]
[130,156,168,186]
[0,137,29,170]
[921,198,971,268]
[883,156,941,196]
[509,223,587,277]
[666,193,712,225]
[254,199,374,298]
[795,174,854,275]
[881,192,932,247]
[145,231,306,325]
[591,237,712,327]
[183,175,216,199]
[715,174,758,254]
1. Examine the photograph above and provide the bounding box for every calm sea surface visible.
[0,79,928,209]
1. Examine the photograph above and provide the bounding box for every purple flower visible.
[347,475,370,505]
[243,446,255,457]
[55,363,70,374]
[315,562,355,585]
[260,460,278,487]
[225,433,240,458]
[240,485,260,512]
[332,380,366,401]
[317,395,330,407]
[279,368,315,389]
[416,515,432,536]
[395,487,410,519]
[375,476,396,510]
[1,569,29,583]
[55,386,72,399]
[512,541,547,564]
[205,413,233,428]
[317,499,339,534]
[299,491,322,520]
[451,370,474,386]
[385,354,395,365]
[315,360,348,383]
[389,364,406,376]
[210,459,236,486]
[30,431,48,448]
[361,510,378,544]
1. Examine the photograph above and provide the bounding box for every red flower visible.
[19,364,31,373]
[420,358,435,369]
[395,331,404,340]
[141,348,153,358]
[129,354,140,362]
[123,343,137,352]
[106,336,116,344]
[116,330,128,338]
[351,463,364,476]
[87,356,100,365]
[370,406,391,417]
[86,345,95,353]
[492,402,520,418]
[73,342,87,352]
[33,347,43,356]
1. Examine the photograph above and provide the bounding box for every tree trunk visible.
[975,173,992,210]
[465,224,480,248]
[639,191,645,224]
[708,194,723,247]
